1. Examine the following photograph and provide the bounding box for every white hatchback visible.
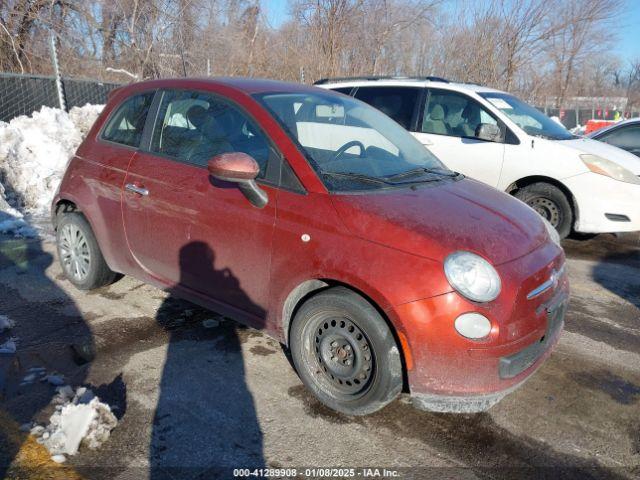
[318,77,640,238]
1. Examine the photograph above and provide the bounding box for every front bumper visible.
[564,172,640,233]
[388,241,569,412]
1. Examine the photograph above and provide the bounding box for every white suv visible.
[318,77,640,238]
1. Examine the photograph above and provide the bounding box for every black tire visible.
[56,212,116,290]
[514,182,572,239]
[290,287,402,416]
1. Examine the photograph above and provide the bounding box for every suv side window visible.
[150,90,272,178]
[422,89,499,139]
[353,87,420,130]
[102,92,155,147]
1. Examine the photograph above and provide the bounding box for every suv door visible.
[413,88,506,186]
[121,89,282,322]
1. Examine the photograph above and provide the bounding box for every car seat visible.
[423,104,448,135]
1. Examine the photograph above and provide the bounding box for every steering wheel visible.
[331,140,366,162]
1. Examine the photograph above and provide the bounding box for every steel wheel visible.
[306,315,375,399]
[59,223,91,282]
[527,197,561,227]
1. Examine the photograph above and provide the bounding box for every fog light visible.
[454,313,492,339]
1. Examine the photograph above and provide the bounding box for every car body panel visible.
[330,177,547,265]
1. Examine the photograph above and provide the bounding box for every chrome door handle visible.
[125,183,149,196]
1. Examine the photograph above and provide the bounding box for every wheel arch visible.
[281,278,411,392]
[52,198,81,228]
[505,175,579,225]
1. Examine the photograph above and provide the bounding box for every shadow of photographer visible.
[150,241,265,479]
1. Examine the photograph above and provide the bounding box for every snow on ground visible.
[30,385,118,462]
[0,104,103,236]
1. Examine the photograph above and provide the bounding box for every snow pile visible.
[0,104,103,219]
[31,385,117,461]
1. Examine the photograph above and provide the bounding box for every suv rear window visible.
[102,92,155,147]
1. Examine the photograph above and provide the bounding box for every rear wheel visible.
[290,287,402,416]
[56,212,116,290]
[514,182,572,239]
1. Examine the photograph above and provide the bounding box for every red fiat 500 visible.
[52,78,569,415]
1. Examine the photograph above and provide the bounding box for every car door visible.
[596,124,640,157]
[121,88,280,320]
[412,88,506,187]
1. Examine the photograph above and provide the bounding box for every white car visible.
[317,77,640,238]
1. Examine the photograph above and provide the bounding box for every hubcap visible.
[528,197,561,227]
[313,317,374,395]
[59,224,91,282]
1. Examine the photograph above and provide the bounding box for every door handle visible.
[125,183,149,196]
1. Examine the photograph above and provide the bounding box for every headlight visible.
[444,251,501,302]
[541,216,561,247]
[580,154,640,185]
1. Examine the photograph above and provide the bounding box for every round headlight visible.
[541,216,561,247]
[444,251,501,302]
[454,313,492,339]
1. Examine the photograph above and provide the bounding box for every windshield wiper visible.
[321,171,394,185]
[383,167,458,182]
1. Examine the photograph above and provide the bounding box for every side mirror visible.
[207,152,268,208]
[476,123,503,142]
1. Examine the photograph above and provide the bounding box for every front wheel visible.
[514,182,573,239]
[290,287,402,416]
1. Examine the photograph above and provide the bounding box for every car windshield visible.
[254,91,456,191]
[479,92,575,141]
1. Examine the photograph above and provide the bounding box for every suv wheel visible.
[56,212,116,290]
[290,287,402,416]
[514,182,572,239]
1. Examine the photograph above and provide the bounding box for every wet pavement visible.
[0,231,639,479]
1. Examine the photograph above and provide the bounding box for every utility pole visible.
[50,34,67,111]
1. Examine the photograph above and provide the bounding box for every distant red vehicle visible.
[585,119,616,134]
[52,78,568,414]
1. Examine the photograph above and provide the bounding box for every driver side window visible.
[422,90,498,139]
[150,89,271,178]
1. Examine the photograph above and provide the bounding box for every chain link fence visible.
[0,72,121,122]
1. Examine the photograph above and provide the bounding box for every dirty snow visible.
[30,385,117,460]
[0,104,103,236]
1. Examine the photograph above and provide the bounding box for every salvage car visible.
[318,77,640,238]
[52,78,568,415]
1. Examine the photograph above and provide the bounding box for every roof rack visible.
[313,75,449,85]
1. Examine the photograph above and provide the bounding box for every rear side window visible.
[150,90,272,178]
[102,92,154,147]
[598,125,640,149]
[353,87,420,130]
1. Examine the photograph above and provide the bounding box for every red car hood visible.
[331,178,548,265]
